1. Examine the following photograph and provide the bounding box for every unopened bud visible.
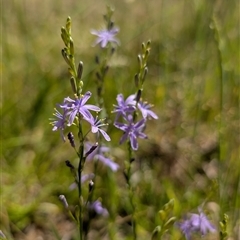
[136,89,142,103]
[164,217,177,228]
[69,37,74,56]
[66,16,71,34]
[70,77,77,94]
[142,67,148,84]
[104,66,109,75]
[59,195,69,209]
[111,47,115,55]
[77,61,83,79]
[65,160,75,170]
[134,73,139,87]
[95,55,100,64]
[85,143,98,158]
[151,226,161,240]
[89,180,94,192]
[67,132,75,147]
[137,54,142,68]
[146,40,151,48]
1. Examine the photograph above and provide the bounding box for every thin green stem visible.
[212,14,225,240]
[126,142,137,240]
[77,120,85,240]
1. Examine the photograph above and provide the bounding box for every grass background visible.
[1,0,239,239]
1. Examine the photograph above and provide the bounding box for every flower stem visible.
[77,120,85,240]
[126,141,137,240]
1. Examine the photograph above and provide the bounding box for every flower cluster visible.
[113,93,158,150]
[50,91,110,142]
[178,208,216,240]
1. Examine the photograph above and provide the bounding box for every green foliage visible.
[220,214,229,240]
[2,0,239,239]
[152,199,176,239]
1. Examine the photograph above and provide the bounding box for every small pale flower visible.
[91,27,120,48]
[88,117,111,141]
[50,108,67,141]
[88,200,109,217]
[137,101,158,119]
[112,94,136,121]
[177,208,216,240]
[190,209,216,235]
[178,218,193,240]
[85,143,119,172]
[114,115,147,150]
[69,173,95,190]
[59,91,101,125]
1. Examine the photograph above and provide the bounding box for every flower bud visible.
[59,195,69,209]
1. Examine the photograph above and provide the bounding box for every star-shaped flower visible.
[91,27,120,48]
[59,91,101,125]
[114,115,147,150]
[190,209,216,235]
[87,117,111,141]
[85,143,119,172]
[88,200,109,217]
[50,108,67,141]
[177,208,216,240]
[112,94,136,121]
[137,101,158,119]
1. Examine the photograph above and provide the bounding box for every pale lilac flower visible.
[85,143,119,172]
[137,101,158,119]
[69,173,95,190]
[91,27,120,48]
[81,173,95,184]
[178,208,216,240]
[59,91,101,125]
[178,218,193,240]
[88,200,109,217]
[190,209,216,235]
[114,115,147,150]
[50,108,67,141]
[112,94,136,121]
[88,117,111,141]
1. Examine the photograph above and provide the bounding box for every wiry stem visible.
[125,142,137,240]
[77,120,84,240]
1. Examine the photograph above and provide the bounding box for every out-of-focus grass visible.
[1,0,239,239]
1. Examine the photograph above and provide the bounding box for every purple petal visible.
[130,134,138,150]
[84,104,101,112]
[97,155,119,172]
[81,91,92,105]
[99,129,111,141]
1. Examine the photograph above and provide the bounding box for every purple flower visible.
[114,115,147,150]
[81,173,95,184]
[190,209,216,235]
[137,101,158,119]
[91,27,120,48]
[59,91,101,125]
[112,94,136,121]
[69,173,95,190]
[178,218,193,240]
[88,117,111,141]
[50,108,67,141]
[85,143,119,172]
[88,200,109,217]
[178,208,216,240]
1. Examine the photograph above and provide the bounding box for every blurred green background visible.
[1,0,239,239]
